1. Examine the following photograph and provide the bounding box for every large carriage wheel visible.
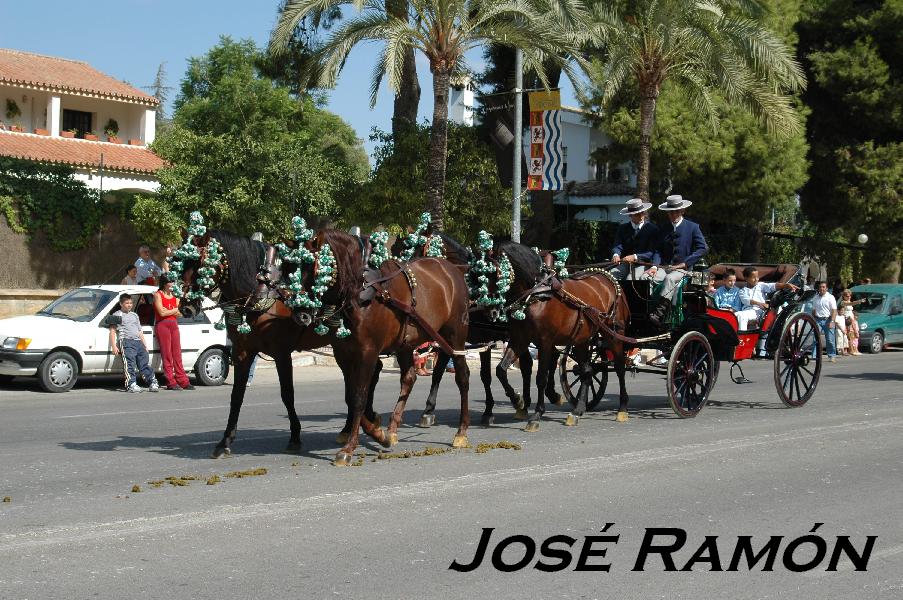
[774,312,822,408]
[558,343,609,411]
[667,331,716,418]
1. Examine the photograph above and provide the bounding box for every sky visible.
[3,0,578,160]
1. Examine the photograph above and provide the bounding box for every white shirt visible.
[812,292,837,319]
[739,282,776,314]
[672,217,684,230]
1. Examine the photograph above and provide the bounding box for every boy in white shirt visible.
[736,266,798,331]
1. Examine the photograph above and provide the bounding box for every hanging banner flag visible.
[526,90,563,191]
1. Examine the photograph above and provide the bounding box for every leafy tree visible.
[271,0,421,138]
[587,0,806,201]
[594,85,809,262]
[271,0,588,231]
[796,0,902,280]
[134,37,367,244]
[354,122,510,241]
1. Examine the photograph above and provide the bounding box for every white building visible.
[449,75,476,127]
[452,86,638,223]
[0,48,163,193]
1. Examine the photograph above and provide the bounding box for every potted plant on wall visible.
[104,118,121,143]
[84,131,99,141]
[5,99,23,132]
[60,128,78,139]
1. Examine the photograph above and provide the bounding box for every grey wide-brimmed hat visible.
[619,197,653,215]
[658,194,693,211]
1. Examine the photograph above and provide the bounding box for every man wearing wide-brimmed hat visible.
[608,198,661,280]
[648,194,709,328]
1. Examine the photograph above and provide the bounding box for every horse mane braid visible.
[320,229,364,304]
[497,240,542,285]
[208,229,267,298]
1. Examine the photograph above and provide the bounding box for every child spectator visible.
[713,269,742,312]
[121,265,139,286]
[414,342,435,376]
[109,293,159,393]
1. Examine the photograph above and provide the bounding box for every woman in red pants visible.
[154,276,194,390]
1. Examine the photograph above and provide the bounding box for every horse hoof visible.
[481,415,495,426]
[514,409,529,420]
[419,414,437,428]
[524,421,540,433]
[565,413,579,427]
[388,432,399,447]
[336,431,350,445]
[452,435,469,449]
[375,428,392,448]
[616,411,629,423]
[211,446,231,459]
[551,393,566,406]
[283,441,302,454]
[334,452,352,467]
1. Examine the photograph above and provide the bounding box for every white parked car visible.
[0,285,231,392]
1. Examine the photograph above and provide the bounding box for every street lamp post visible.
[511,48,523,243]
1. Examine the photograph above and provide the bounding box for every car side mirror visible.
[100,315,121,328]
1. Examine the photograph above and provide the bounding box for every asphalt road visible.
[1,351,902,599]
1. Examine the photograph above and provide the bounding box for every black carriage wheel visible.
[666,331,716,418]
[774,312,822,408]
[558,343,609,411]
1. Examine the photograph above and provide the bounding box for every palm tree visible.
[271,0,588,230]
[589,0,806,201]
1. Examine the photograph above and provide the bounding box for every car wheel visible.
[38,351,79,392]
[195,348,229,386]
[868,331,884,354]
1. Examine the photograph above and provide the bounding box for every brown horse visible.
[175,229,384,458]
[499,251,632,430]
[301,230,473,465]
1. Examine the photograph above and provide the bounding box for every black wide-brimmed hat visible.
[619,197,653,215]
[658,194,693,211]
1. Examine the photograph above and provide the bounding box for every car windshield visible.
[852,292,886,314]
[37,288,118,322]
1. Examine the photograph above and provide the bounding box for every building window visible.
[562,146,568,179]
[62,109,92,138]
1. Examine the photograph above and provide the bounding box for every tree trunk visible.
[636,88,659,202]
[425,68,451,231]
[387,0,420,136]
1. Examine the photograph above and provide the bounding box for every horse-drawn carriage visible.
[558,262,824,418]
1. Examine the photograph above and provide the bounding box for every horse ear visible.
[179,227,188,241]
[199,231,211,245]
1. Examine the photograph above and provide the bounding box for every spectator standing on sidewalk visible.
[135,245,163,285]
[154,276,193,390]
[109,293,159,393]
[811,281,838,362]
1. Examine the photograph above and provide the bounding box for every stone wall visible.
[0,214,165,289]
[0,289,65,319]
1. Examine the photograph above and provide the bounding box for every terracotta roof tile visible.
[0,131,164,174]
[0,48,158,105]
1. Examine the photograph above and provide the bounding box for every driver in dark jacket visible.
[608,198,660,280]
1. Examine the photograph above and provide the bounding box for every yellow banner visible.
[528,90,561,113]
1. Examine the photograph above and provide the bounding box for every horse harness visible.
[360,259,460,357]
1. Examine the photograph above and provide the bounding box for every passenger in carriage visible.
[608,198,661,280]
[648,195,709,328]
[735,266,798,331]
[713,268,742,312]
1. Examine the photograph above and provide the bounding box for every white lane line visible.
[2,417,901,551]
[54,402,277,419]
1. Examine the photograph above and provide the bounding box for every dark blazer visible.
[658,218,708,268]
[611,220,660,264]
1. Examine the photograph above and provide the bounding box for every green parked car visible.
[851,284,903,354]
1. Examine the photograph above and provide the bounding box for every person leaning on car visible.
[109,293,159,393]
